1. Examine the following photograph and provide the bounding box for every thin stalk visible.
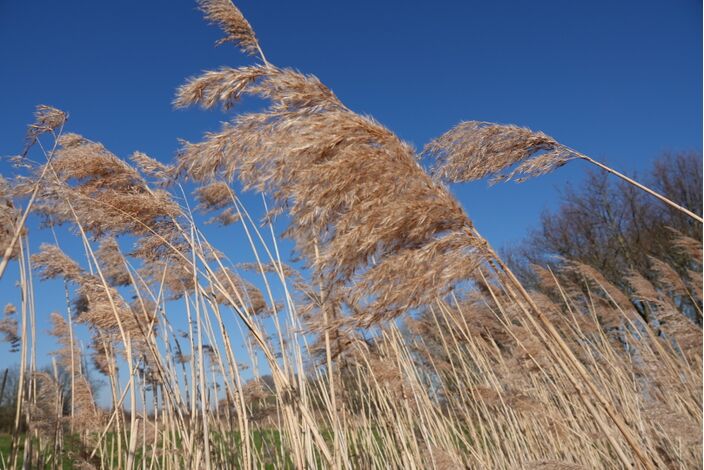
[472,225,657,469]
[575,152,703,224]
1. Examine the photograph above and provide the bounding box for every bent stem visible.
[574,152,703,224]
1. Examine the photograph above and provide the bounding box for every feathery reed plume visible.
[687,269,703,301]
[0,177,20,260]
[48,131,144,189]
[237,261,298,278]
[626,271,663,307]
[175,64,482,326]
[175,66,270,111]
[424,121,703,222]
[656,309,702,359]
[665,230,703,301]
[130,151,172,182]
[32,243,84,282]
[29,372,63,439]
[2,105,70,281]
[564,261,634,313]
[176,14,665,467]
[96,237,131,287]
[627,270,703,354]
[26,133,181,238]
[0,303,20,352]
[194,181,233,211]
[48,312,81,370]
[197,0,262,57]
[423,121,575,184]
[24,104,67,154]
[34,244,153,341]
[670,229,703,262]
[134,229,196,299]
[647,256,690,298]
[350,232,482,325]
[74,279,153,338]
[71,374,101,431]
[90,334,114,376]
[205,207,240,226]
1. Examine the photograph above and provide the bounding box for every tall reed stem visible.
[575,152,703,223]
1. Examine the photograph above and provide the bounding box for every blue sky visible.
[0,1,701,395]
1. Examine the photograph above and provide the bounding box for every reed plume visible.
[423,121,575,184]
[0,177,20,260]
[647,255,690,298]
[28,372,63,439]
[95,237,131,287]
[23,133,180,238]
[32,243,83,282]
[130,151,172,182]
[0,105,69,281]
[670,229,703,262]
[424,121,703,223]
[175,42,483,327]
[0,303,20,352]
[48,312,81,372]
[24,104,67,154]
[34,244,154,340]
[197,0,262,57]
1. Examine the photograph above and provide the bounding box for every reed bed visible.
[0,1,701,468]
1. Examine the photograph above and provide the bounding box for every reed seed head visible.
[197,0,261,55]
[423,121,577,184]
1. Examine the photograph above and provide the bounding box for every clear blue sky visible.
[0,1,701,391]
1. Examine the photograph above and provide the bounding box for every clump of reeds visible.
[174,25,485,326]
[0,2,700,469]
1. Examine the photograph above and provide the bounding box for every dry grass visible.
[0,1,701,469]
